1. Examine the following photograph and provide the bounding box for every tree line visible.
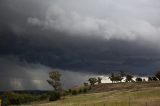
[85,71,160,86]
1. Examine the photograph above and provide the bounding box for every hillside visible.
[24,81,160,106]
[89,81,160,93]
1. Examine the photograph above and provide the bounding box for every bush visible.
[1,92,49,105]
[71,90,77,95]
[49,91,61,101]
[39,93,48,100]
[68,89,72,93]
[2,92,36,105]
[136,77,142,82]
[88,86,92,90]
[155,71,160,80]
[83,88,87,93]
[84,82,88,86]
[78,89,82,94]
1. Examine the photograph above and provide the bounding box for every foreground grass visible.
[24,87,160,106]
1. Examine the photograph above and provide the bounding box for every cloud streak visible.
[27,1,160,43]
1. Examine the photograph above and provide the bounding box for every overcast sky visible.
[1,0,160,90]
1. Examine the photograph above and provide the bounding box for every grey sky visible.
[0,0,160,90]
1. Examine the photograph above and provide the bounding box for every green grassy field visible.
[25,87,160,106]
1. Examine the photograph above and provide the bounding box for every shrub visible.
[88,77,97,86]
[3,92,35,105]
[78,89,82,94]
[68,89,72,93]
[71,90,77,95]
[49,91,61,101]
[136,77,142,82]
[39,93,48,100]
[1,92,49,105]
[155,71,160,80]
[84,82,88,86]
[4,92,21,105]
[83,88,87,93]
[88,86,92,90]
[1,96,10,106]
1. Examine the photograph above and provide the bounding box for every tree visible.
[68,89,72,93]
[71,90,77,95]
[152,76,158,81]
[88,77,97,86]
[143,79,146,82]
[78,88,82,94]
[114,75,122,82]
[83,88,87,93]
[148,76,158,81]
[120,71,126,77]
[83,82,88,86]
[136,77,142,82]
[148,77,152,81]
[49,91,61,101]
[97,77,102,84]
[155,71,160,80]
[47,70,62,91]
[109,73,115,83]
[109,72,123,83]
[125,74,133,82]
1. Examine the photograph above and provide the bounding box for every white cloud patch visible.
[27,2,160,43]
[27,6,137,40]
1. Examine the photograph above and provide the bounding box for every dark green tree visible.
[72,90,77,95]
[83,88,87,93]
[125,74,133,82]
[148,77,152,81]
[78,88,82,94]
[83,82,88,86]
[97,77,102,84]
[49,91,61,101]
[136,77,142,82]
[68,89,72,93]
[152,76,158,81]
[109,73,115,83]
[155,71,160,80]
[88,77,97,86]
[148,76,158,81]
[120,71,126,77]
[115,75,123,82]
[109,72,124,83]
[47,70,62,91]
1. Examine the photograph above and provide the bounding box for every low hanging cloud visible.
[0,56,52,90]
[0,56,98,91]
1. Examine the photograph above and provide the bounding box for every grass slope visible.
[24,82,160,106]
[89,81,160,93]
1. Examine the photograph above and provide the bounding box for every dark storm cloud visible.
[1,30,160,75]
[1,0,160,90]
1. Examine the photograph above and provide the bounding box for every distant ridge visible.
[0,90,52,95]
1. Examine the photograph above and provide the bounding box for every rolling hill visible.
[23,81,160,106]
